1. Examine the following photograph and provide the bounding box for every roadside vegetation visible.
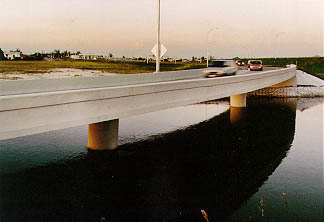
[240,57,324,80]
[1,57,323,80]
[0,60,206,74]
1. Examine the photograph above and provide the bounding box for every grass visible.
[2,57,323,80]
[0,60,206,74]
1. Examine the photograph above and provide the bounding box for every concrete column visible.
[88,119,119,150]
[270,76,297,87]
[230,93,247,107]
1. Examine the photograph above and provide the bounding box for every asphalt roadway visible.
[237,66,279,75]
[194,66,279,80]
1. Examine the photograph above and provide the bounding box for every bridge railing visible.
[0,66,296,96]
[0,69,205,96]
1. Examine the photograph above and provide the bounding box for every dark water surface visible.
[0,98,323,222]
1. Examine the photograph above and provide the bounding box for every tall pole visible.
[206,46,209,67]
[206,27,218,68]
[156,0,161,72]
[206,30,209,67]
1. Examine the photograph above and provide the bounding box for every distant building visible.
[70,54,82,60]
[4,50,22,60]
[70,54,105,60]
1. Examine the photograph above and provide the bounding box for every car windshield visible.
[250,61,261,64]
[209,61,228,67]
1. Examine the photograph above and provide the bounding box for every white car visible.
[248,60,263,71]
[204,60,238,77]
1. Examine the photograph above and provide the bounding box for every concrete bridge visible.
[0,66,296,150]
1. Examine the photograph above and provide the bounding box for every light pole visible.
[156,0,161,72]
[206,27,219,67]
[275,32,284,59]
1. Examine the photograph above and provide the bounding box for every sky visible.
[0,0,323,58]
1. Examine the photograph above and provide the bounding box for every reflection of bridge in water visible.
[0,99,297,222]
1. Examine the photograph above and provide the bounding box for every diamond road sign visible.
[151,43,167,57]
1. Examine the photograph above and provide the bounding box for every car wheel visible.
[260,68,263,71]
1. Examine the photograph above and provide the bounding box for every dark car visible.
[236,60,244,66]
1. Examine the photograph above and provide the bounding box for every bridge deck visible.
[0,67,296,140]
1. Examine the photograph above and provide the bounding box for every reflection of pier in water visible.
[0,99,297,222]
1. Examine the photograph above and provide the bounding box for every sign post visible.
[156,0,161,72]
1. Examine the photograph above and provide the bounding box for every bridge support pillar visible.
[230,93,247,107]
[88,119,119,150]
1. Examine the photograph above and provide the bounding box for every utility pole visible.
[156,0,161,72]
[206,27,219,67]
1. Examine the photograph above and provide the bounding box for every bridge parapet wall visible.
[0,69,206,96]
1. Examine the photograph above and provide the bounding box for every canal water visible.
[0,98,323,222]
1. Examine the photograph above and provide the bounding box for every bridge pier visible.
[88,119,119,150]
[230,93,247,107]
[230,94,247,125]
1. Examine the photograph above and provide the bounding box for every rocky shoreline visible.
[248,86,324,98]
[248,70,324,98]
